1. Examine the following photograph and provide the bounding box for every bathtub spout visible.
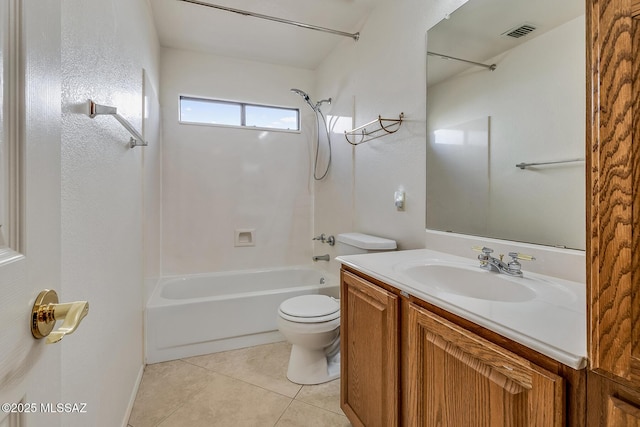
[313,254,330,262]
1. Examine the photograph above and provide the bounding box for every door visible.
[0,0,62,426]
[340,270,399,427]
[587,371,640,426]
[407,304,564,426]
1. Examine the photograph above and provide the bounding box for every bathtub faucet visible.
[312,233,335,246]
[313,254,330,262]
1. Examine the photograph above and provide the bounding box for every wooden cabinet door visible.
[407,304,564,427]
[608,398,640,426]
[588,371,640,426]
[340,270,399,427]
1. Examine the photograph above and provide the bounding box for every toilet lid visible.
[279,295,339,318]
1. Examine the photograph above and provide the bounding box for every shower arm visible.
[315,98,332,109]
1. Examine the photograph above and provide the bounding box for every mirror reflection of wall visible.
[426,0,585,250]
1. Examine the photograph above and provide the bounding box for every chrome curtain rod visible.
[427,51,496,71]
[177,0,360,41]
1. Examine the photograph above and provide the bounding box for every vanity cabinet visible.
[340,267,584,427]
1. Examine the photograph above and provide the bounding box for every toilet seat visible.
[278,295,340,323]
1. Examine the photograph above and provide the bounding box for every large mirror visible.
[426,0,585,250]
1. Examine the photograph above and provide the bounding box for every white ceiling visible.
[150,0,379,70]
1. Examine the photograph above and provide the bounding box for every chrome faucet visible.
[313,254,330,262]
[312,233,335,246]
[473,246,535,277]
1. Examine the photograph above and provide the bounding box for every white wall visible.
[160,48,316,275]
[426,16,585,250]
[60,0,160,426]
[313,0,468,274]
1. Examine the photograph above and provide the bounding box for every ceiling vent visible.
[502,24,537,39]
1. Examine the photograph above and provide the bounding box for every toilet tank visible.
[336,233,397,256]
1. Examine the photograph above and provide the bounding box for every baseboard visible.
[121,364,144,427]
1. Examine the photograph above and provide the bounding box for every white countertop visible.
[336,249,587,370]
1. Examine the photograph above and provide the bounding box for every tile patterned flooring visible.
[128,342,351,427]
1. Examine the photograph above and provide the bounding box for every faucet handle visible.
[313,233,335,246]
[472,246,494,265]
[508,252,536,262]
[472,246,494,260]
[505,252,535,276]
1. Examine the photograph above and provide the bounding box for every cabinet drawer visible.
[407,303,564,426]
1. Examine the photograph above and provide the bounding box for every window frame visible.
[178,95,301,133]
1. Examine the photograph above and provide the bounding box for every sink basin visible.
[396,262,537,302]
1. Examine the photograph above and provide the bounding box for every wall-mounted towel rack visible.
[344,113,404,145]
[516,158,585,169]
[88,100,147,148]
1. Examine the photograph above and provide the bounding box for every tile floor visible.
[127,342,351,427]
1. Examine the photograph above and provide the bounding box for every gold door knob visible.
[31,289,89,344]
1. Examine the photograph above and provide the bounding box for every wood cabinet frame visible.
[586,0,638,381]
[587,0,640,383]
[587,0,640,424]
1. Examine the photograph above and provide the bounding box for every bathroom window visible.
[179,96,300,131]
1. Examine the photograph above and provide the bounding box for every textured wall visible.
[60,0,160,425]
[160,48,316,275]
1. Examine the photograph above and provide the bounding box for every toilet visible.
[277,232,397,384]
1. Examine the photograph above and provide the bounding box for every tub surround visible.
[160,48,315,277]
[336,247,586,369]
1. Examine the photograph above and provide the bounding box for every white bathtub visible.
[145,266,339,363]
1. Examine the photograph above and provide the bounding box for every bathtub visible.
[145,266,339,363]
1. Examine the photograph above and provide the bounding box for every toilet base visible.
[286,344,341,385]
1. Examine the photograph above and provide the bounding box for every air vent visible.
[502,24,537,39]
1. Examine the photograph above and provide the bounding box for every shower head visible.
[290,88,310,102]
[291,88,318,111]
